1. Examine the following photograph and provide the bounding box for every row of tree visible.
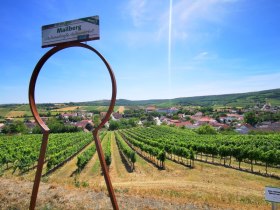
[124,126,280,174]
[115,131,136,170]
[76,144,96,172]
[46,134,91,172]
[119,130,166,169]
[104,133,112,169]
[0,133,92,174]
[244,111,280,126]
[108,118,137,131]
[1,121,28,134]
[32,118,82,134]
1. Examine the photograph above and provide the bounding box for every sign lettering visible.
[42,16,99,48]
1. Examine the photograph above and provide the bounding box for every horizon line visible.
[0,88,279,106]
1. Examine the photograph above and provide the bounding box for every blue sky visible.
[0,0,280,104]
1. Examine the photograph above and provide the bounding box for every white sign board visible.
[42,16,99,48]
[265,186,280,203]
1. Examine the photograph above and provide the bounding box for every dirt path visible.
[47,142,95,184]
[78,133,112,187]
[79,151,100,178]
[110,132,131,181]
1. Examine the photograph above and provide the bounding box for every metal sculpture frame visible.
[28,42,119,210]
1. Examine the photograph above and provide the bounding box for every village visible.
[0,102,279,135]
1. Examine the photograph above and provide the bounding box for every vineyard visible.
[0,126,280,209]
[0,132,92,176]
[0,126,280,179]
[118,126,280,177]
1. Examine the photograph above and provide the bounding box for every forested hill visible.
[78,88,280,107]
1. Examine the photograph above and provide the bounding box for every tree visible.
[108,120,120,131]
[233,146,244,169]
[1,125,10,134]
[189,148,195,167]
[93,115,101,127]
[200,107,213,115]
[172,115,179,120]
[69,116,83,122]
[218,145,230,165]
[244,111,258,126]
[105,154,111,167]
[246,147,259,172]
[147,114,154,122]
[157,150,166,169]
[46,111,52,117]
[207,144,218,163]
[2,121,28,134]
[31,117,81,134]
[143,120,156,127]
[130,152,136,170]
[128,118,137,127]
[261,150,275,174]
[185,116,191,121]
[195,124,217,135]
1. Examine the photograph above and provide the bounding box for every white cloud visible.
[123,0,238,45]
[193,51,219,61]
[127,0,147,26]
[194,51,209,59]
[125,0,161,27]
[158,0,238,42]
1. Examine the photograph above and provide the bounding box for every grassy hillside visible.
[171,88,280,107]
[78,88,280,107]
[1,89,279,115]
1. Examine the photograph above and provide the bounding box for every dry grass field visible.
[54,106,80,112]
[117,106,125,114]
[5,111,27,118]
[1,131,279,209]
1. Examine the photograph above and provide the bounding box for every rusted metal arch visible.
[28,42,119,210]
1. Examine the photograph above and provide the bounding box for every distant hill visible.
[77,88,280,107]
[1,88,279,110]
